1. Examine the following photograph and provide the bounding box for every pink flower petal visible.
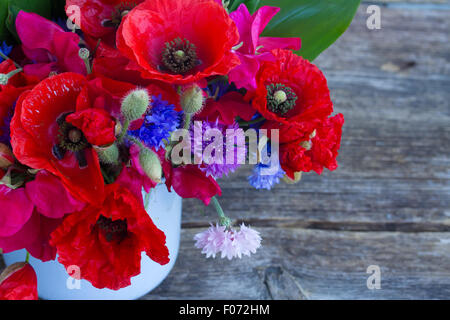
[250,6,280,48]
[25,171,85,219]
[16,11,63,53]
[259,37,301,52]
[0,210,40,254]
[0,186,34,237]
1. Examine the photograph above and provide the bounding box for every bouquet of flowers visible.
[0,0,359,299]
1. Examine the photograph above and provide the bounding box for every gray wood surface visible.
[1,2,449,300]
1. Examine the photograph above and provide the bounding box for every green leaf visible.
[258,0,360,61]
[229,0,260,13]
[51,0,67,20]
[5,0,52,41]
[0,0,9,42]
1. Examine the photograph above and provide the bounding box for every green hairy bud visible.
[139,148,162,183]
[121,89,151,122]
[180,85,204,114]
[96,144,119,165]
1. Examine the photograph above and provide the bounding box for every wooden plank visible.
[144,228,450,300]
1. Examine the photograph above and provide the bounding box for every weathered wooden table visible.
[1,1,449,300]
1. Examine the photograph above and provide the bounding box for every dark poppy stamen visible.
[53,115,89,167]
[96,215,128,243]
[266,83,298,116]
[161,38,198,74]
[57,121,88,153]
[102,1,137,28]
[75,150,88,168]
[52,145,66,160]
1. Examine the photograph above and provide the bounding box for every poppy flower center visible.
[52,114,89,168]
[266,83,298,116]
[96,215,128,243]
[161,38,198,74]
[103,2,137,28]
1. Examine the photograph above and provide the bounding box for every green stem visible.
[83,58,92,75]
[0,51,21,69]
[237,116,266,127]
[183,113,192,131]
[6,68,23,78]
[126,135,145,149]
[0,68,24,85]
[25,251,30,263]
[211,196,232,228]
[118,119,130,142]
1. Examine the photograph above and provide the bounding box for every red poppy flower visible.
[261,120,315,145]
[280,114,344,178]
[66,0,144,38]
[10,73,105,205]
[77,73,136,118]
[50,183,170,290]
[196,92,256,125]
[66,108,116,147]
[249,49,333,126]
[116,0,240,84]
[0,262,37,300]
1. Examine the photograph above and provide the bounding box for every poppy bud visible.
[0,143,14,168]
[0,262,38,300]
[139,148,162,183]
[283,172,302,184]
[180,85,204,114]
[95,143,119,165]
[78,48,90,60]
[0,68,22,85]
[300,140,312,151]
[121,89,151,122]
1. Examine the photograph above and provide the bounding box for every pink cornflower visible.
[194,223,262,259]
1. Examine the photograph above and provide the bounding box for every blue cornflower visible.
[204,77,236,100]
[128,94,183,150]
[248,161,285,190]
[0,42,13,62]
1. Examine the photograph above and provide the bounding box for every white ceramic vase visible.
[3,184,182,300]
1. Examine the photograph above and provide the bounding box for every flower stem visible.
[25,251,30,263]
[126,135,145,149]
[117,119,130,143]
[211,196,232,228]
[237,116,265,127]
[183,113,192,131]
[0,51,21,69]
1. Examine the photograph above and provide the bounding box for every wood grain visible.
[144,228,450,300]
[1,3,449,300]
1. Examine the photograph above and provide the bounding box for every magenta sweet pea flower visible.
[0,171,85,261]
[229,4,301,90]
[15,11,86,79]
